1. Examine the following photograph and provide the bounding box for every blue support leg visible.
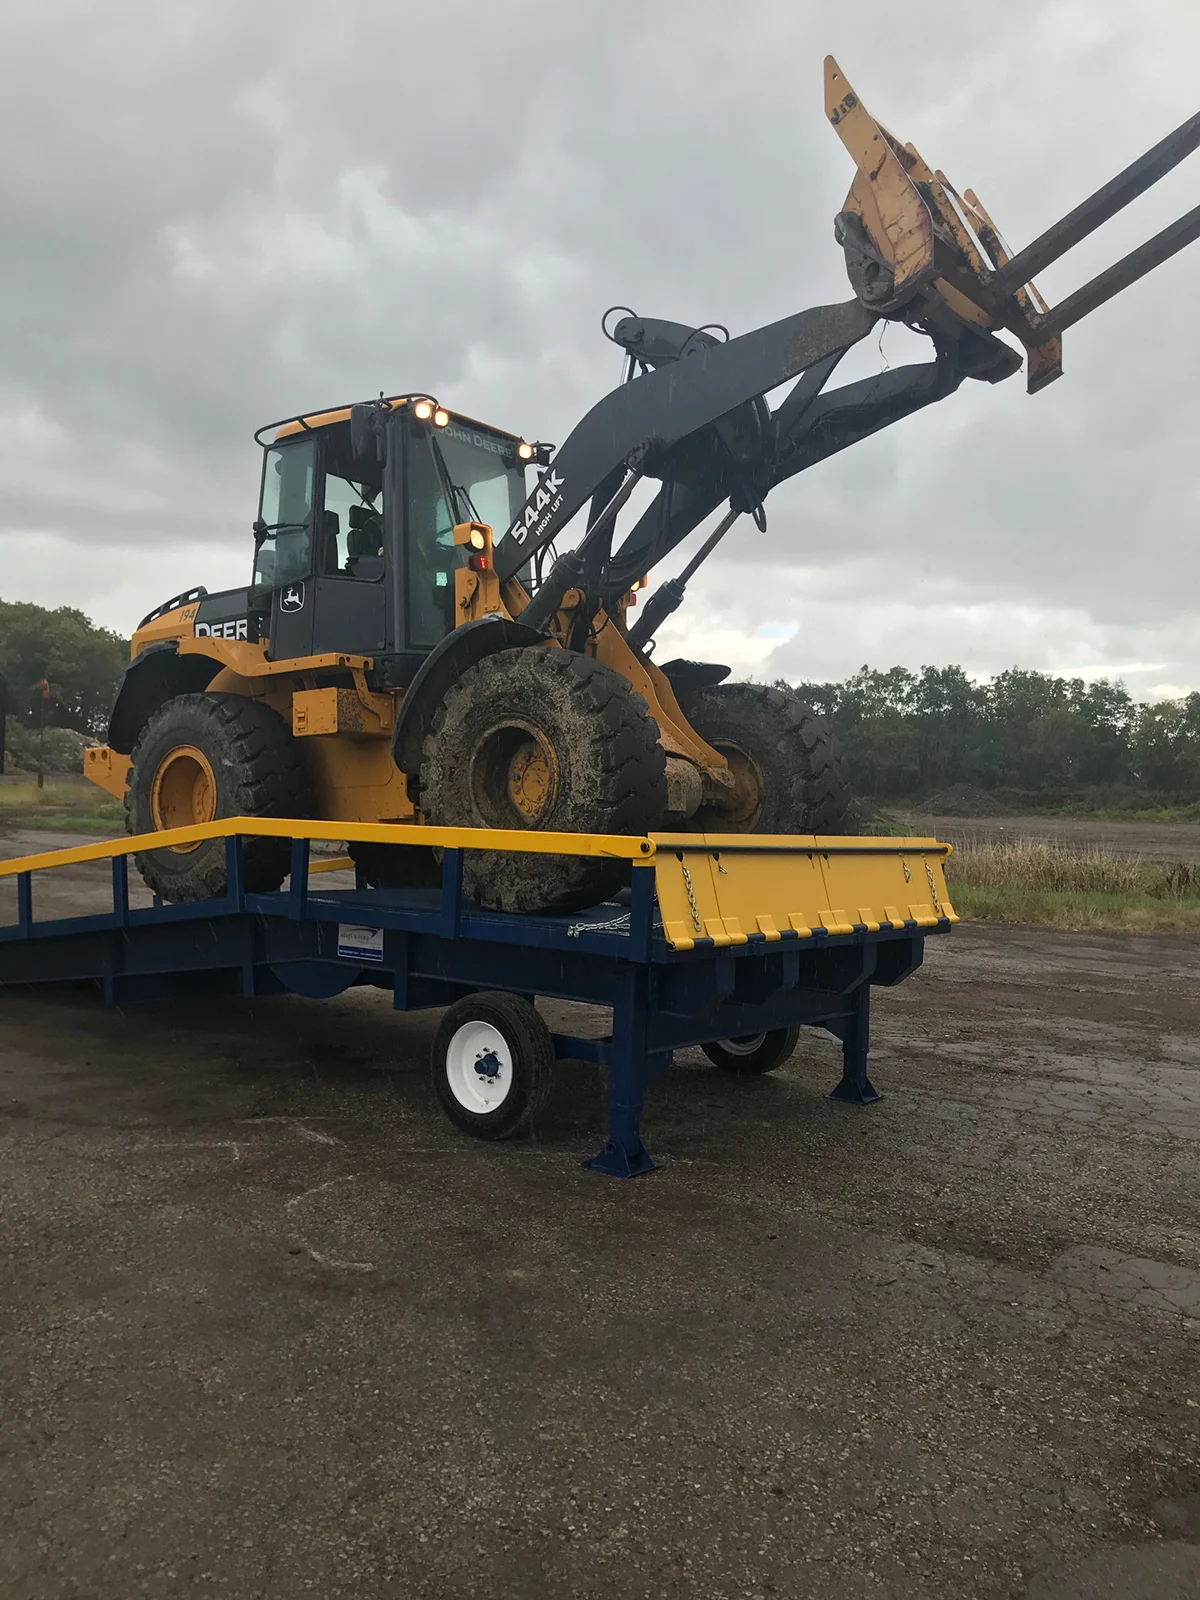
[584,965,656,1177]
[826,982,881,1105]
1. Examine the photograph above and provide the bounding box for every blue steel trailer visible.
[0,820,957,1176]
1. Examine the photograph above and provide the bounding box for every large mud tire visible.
[685,682,852,834]
[419,646,667,914]
[126,693,310,902]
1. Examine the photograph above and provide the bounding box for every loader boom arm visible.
[491,58,1200,640]
[492,299,877,585]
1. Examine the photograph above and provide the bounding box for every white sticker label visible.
[337,924,384,963]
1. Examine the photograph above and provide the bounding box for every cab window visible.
[318,424,385,579]
[321,470,384,577]
[254,439,315,589]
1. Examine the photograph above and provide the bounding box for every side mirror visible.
[350,403,388,464]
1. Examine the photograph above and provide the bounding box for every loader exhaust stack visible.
[827,56,1200,392]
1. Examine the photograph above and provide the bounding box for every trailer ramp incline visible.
[0,821,956,1177]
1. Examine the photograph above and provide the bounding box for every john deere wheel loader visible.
[84,59,1200,913]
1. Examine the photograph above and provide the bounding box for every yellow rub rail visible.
[0,820,956,953]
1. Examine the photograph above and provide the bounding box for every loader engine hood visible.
[130,586,257,656]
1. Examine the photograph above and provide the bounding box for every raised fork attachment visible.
[826,56,1200,392]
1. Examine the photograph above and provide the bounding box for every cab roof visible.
[265,397,521,446]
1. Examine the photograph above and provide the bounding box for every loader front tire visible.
[686,682,852,834]
[126,693,309,902]
[419,646,667,914]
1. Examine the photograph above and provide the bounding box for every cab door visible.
[254,436,318,660]
[308,467,388,656]
[256,431,389,662]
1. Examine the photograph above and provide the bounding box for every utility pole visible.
[33,679,50,791]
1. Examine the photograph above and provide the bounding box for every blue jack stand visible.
[825,983,882,1105]
[583,1140,656,1178]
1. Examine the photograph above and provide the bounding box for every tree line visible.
[788,665,1200,805]
[0,600,128,737]
[0,598,1197,805]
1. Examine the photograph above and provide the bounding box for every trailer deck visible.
[0,820,956,1175]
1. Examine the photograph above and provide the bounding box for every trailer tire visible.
[686,682,852,834]
[126,693,309,902]
[419,646,667,914]
[432,992,555,1140]
[703,1026,801,1076]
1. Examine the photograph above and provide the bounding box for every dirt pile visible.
[917,783,1011,817]
[4,725,91,776]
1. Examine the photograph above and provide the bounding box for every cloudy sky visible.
[3,0,1198,698]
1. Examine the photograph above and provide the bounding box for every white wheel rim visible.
[445,1020,515,1114]
[720,1032,767,1057]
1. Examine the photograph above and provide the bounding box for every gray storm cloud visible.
[1,0,1197,697]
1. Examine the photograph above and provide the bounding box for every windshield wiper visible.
[450,482,483,523]
[427,436,481,526]
[254,518,309,536]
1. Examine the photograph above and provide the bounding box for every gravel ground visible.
[0,840,1198,1597]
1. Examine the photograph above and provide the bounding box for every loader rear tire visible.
[685,682,852,834]
[126,693,310,903]
[419,646,667,914]
[347,842,442,890]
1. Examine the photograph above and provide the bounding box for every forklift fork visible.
[827,56,1200,392]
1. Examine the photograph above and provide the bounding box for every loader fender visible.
[107,641,223,755]
[391,616,543,777]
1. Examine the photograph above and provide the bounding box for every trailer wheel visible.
[685,682,852,834]
[419,646,667,913]
[703,1026,801,1076]
[432,992,555,1140]
[126,693,309,902]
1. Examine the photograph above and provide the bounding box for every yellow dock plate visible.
[651,834,956,951]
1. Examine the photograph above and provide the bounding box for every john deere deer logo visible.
[281,582,305,613]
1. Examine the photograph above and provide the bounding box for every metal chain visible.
[567,912,632,939]
[681,862,702,932]
[566,909,665,940]
[923,855,943,916]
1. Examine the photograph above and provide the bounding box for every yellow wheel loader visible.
[84,60,1200,913]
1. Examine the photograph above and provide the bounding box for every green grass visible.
[1021,802,1200,823]
[858,809,914,837]
[951,882,1200,933]
[0,776,123,833]
[946,838,1200,932]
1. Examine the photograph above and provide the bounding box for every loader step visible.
[0,820,956,1176]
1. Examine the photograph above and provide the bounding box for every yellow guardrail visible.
[0,816,656,881]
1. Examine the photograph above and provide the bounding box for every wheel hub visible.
[474,1049,502,1080]
[149,745,217,853]
[710,741,763,829]
[472,720,559,828]
[719,1032,768,1056]
[507,738,554,822]
[445,1020,514,1113]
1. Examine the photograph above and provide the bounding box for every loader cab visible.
[253,404,528,680]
